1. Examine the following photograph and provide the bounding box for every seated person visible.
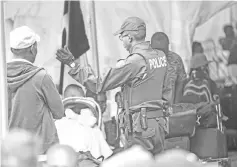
[55,84,113,159]
[64,83,86,98]
[179,54,220,128]
[64,84,106,138]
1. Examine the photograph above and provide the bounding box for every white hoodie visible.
[55,108,112,159]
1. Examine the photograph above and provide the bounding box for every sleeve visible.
[161,64,170,102]
[210,80,219,96]
[69,56,146,93]
[162,55,187,104]
[176,56,187,82]
[68,63,98,93]
[41,74,64,119]
[98,59,146,92]
[174,79,187,104]
[174,56,187,103]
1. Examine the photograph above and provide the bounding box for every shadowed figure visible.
[1,129,41,167]
[46,144,78,167]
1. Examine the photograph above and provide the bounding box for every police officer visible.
[56,17,168,155]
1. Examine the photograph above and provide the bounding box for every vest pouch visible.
[141,127,156,138]
[140,108,148,130]
[132,127,155,152]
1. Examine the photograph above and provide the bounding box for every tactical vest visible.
[123,49,167,108]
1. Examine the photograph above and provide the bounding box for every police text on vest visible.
[149,56,167,69]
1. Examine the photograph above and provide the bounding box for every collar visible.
[129,41,151,54]
[9,58,34,65]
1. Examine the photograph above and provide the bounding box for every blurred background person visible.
[219,24,237,51]
[1,129,41,167]
[100,146,155,167]
[192,41,204,57]
[154,149,201,167]
[46,144,78,167]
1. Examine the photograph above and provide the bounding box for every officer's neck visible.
[163,48,169,55]
[129,40,146,54]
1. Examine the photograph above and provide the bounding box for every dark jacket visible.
[7,60,64,154]
[163,51,187,104]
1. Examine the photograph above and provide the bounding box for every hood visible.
[7,61,44,92]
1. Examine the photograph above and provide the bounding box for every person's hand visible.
[213,94,220,104]
[56,46,75,66]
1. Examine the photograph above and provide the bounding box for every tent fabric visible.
[3,1,237,81]
[2,1,237,126]
[92,1,236,73]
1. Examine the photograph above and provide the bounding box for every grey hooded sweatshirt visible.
[7,60,64,154]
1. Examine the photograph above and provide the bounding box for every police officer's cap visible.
[114,17,146,36]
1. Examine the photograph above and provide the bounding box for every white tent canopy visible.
[92,1,236,73]
[3,1,237,81]
[1,1,237,137]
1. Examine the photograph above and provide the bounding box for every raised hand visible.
[56,46,75,66]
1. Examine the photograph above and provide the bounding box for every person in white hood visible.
[55,105,113,160]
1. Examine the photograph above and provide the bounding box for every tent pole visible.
[90,0,100,93]
[0,0,8,139]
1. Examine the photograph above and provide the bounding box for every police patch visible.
[149,56,167,69]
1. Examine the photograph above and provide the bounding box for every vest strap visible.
[128,53,148,65]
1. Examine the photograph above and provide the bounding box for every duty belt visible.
[146,110,164,119]
[131,108,164,118]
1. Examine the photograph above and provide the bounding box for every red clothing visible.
[7,60,64,154]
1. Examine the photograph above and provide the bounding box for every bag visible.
[165,103,197,138]
[190,127,228,159]
[221,86,237,129]
[164,136,190,151]
[199,109,217,128]
[202,158,231,167]
[226,129,237,150]
[196,101,218,128]
[190,102,228,159]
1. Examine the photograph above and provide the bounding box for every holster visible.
[124,100,133,139]
[140,108,148,130]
